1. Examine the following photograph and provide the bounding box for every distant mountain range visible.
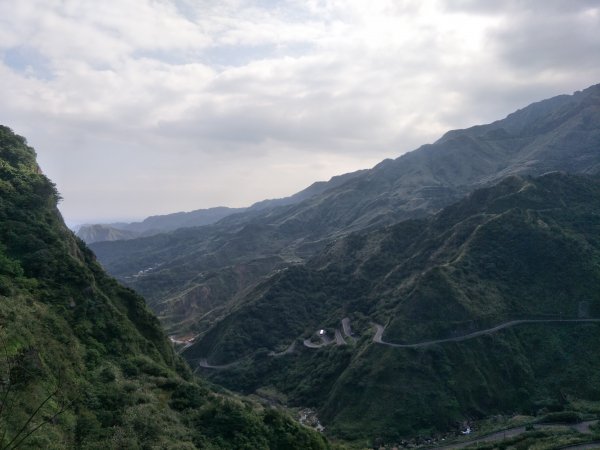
[77,206,245,243]
[91,83,600,337]
[89,83,600,443]
[77,169,365,244]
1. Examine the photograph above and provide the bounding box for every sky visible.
[1,1,600,226]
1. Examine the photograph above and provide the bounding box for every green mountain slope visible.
[0,126,329,449]
[90,83,600,337]
[184,173,600,441]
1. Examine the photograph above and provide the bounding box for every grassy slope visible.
[0,126,330,449]
[187,173,600,441]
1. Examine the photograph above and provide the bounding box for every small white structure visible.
[318,329,326,336]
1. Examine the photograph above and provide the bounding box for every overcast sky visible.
[1,0,600,226]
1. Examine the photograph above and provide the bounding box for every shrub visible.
[540,411,583,424]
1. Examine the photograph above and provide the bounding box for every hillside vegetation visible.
[186,173,600,441]
[0,125,329,449]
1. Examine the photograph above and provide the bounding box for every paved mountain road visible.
[303,338,325,349]
[433,421,599,449]
[303,333,334,348]
[334,329,346,345]
[195,318,600,370]
[195,358,239,370]
[373,319,600,349]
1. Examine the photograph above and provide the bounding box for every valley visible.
[5,1,600,448]
[86,84,600,445]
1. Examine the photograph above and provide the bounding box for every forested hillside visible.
[0,125,329,449]
[187,173,600,441]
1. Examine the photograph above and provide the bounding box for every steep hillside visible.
[0,126,329,449]
[185,173,600,441]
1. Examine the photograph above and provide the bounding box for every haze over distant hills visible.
[76,206,245,243]
[78,170,365,244]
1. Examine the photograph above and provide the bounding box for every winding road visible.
[196,358,239,370]
[334,329,346,345]
[303,333,334,348]
[372,319,600,349]
[303,324,353,349]
[194,317,600,370]
[432,420,599,449]
[269,341,296,357]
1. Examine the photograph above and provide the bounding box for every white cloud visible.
[0,0,599,224]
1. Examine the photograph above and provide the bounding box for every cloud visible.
[492,6,600,74]
[0,0,599,224]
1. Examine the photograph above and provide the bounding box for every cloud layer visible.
[1,0,599,224]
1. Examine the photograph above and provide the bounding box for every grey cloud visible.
[491,8,600,73]
[442,0,600,75]
[444,0,599,14]
[3,0,600,224]
[154,96,392,151]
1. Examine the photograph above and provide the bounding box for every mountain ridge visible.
[91,83,600,339]
[77,167,367,244]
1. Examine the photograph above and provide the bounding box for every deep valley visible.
[85,84,600,446]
